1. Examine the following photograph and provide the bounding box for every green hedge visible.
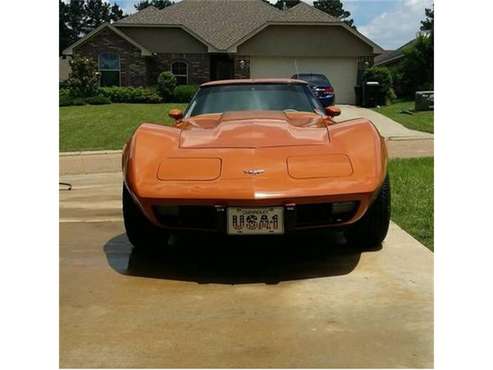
[59,94,74,107]
[71,97,87,106]
[59,85,198,106]
[85,95,112,105]
[173,85,199,103]
[98,86,162,104]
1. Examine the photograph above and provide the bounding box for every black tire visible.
[345,175,391,250]
[122,184,169,251]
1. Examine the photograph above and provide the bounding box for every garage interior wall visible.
[250,56,358,104]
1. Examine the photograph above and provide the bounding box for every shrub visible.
[60,87,71,97]
[363,66,394,104]
[59,80,70,89]
[72,97,87,106]
[157,71,176,100]
[173,85,199,103]
[66,56,99,97]
[98,86,162,104]
[86,95,112,105]
[59,95,73,107]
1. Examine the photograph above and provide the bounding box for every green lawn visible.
[60,103,187,152]
[373,100,434,133]
[389,157,434,251]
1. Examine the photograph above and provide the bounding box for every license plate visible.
[227,207,284,235]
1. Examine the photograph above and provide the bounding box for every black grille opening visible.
[153,205,219,230]
[295,202,359,227]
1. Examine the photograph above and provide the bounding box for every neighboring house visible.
[374,38,417,67]
[63,0,382,104]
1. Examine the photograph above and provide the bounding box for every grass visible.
[389,157,434,251]
[373,100,434,133]
[60,103,188,152]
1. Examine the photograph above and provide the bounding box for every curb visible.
[386,136,434,142]
[60,149,123,157]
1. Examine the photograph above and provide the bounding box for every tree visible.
[398,35,434,97]
[313,0,356,29]
[272,0,300,10]
[59,0,125,55]
[67,56,100,97]
[420,6,434,33]
[60,0,86,54]
[134,0,174,11]
[59,1,73,54]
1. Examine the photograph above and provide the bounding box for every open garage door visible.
[250,56,358,104]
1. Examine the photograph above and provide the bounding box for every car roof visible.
[201,78,308,87]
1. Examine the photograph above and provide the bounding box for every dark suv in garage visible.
[291,73,335,107]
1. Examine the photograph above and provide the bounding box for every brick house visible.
[63,0,382,104]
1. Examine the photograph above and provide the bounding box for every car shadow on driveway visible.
[103,230,367,284]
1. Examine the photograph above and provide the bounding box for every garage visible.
[250,56,359,104]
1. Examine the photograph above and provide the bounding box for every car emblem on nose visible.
[243,169,265,175]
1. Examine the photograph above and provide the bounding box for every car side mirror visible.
[168,109,184,121]
[325,106,341,117]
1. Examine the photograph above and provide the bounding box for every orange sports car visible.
[122,79,390,250]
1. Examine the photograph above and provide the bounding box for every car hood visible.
[179,111,329,149]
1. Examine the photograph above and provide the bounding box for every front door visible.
[210,54,234,81]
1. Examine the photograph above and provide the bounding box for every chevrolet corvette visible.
[122,79,390,250]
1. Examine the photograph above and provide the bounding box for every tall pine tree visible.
[273,0,300,10]
[134,0,174,11]
[313,0,356,29]
[59,0,125,55]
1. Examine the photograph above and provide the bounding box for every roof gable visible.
[117,0,342,51]
[114,0,381,53]
[62,23,152,56]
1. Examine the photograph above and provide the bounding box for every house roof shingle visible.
[116,0,343,51]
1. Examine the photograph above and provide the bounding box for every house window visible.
[171,61,188,85]
[99,53,120,86]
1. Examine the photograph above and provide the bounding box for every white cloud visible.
[358,0,433,49]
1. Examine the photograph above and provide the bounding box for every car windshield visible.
[296,74,330,85]
[185,83,323,117]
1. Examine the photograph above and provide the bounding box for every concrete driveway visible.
[60,172,433,368]
[335,105,434,140]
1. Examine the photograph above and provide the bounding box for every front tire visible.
[345,175,391,250]
[122,184,169,251]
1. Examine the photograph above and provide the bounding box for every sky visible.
[111,0,434,49]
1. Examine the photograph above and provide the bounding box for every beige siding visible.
[250,56,358,104]
[118,27,208,53]
[238,25,372,57]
